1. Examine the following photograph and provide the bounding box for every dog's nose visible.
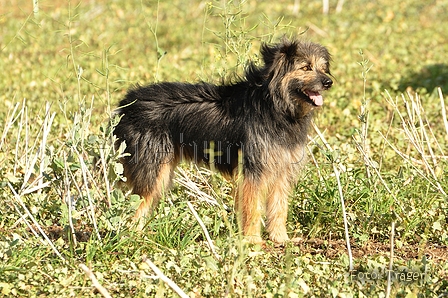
[322,77,333,89]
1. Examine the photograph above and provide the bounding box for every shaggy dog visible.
[114,38,332,243]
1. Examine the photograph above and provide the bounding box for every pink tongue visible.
[308,91,323,106]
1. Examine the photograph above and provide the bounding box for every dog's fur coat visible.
[114,39,332,243]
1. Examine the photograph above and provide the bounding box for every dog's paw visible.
[131,216,146,231]
[268,231,290,244]
[242,235,265,245]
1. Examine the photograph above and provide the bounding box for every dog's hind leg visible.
[123,132,176,229]
[132,160,175,229]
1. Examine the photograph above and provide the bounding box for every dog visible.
[113,38,332,243]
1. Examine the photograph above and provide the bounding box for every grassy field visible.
[1,0,447,296]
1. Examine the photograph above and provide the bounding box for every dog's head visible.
[261,39,333,117]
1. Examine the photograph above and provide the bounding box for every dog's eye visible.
[301,65,312,71]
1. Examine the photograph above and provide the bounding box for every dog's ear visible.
[261,40,299,115]
[260,43,280,67]
[278,38,299,61]
[260,39,297,67]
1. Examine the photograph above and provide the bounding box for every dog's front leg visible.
[265,175,291,243]
[235,177,265,244]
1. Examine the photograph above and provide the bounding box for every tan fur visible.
[133,161,175,228]
[237,178,265,244]
[233,144,307,243]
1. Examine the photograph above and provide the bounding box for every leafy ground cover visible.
[1,0,447,296]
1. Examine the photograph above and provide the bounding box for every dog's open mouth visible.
[301,89,324,106]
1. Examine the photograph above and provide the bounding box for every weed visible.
[0,0,447,297]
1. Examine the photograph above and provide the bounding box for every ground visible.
[0,0,447,296]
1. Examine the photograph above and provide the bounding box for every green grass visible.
[1,0,447,296]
